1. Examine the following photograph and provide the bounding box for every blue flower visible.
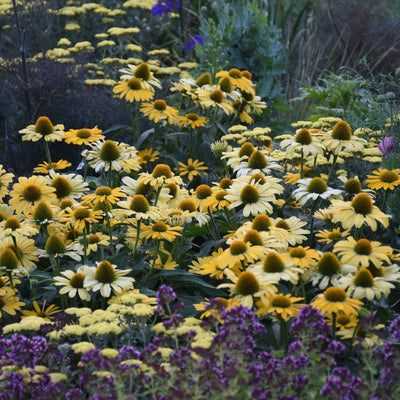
[184,34,204,51]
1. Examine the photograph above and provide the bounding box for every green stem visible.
[104,206,115,255]
[131,219,142,260]
[382,189,389,211]
[300,148,304,179]
[326,153,338,186]
[147,239,161,280]
[6,270,14,291]
[43,140,53,169]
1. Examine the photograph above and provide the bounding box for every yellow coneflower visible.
[45,170,89,201]
[64,126,104,146]
[218,269,277,308]
[54,267,91,301]
[330,193,390,231]
[256,294,304,320]
[316,227,351,244]
[113,78,155,102]
[366,168,400,191]
[82,186,124,210]
[19,116,64,142]
[140,221,182,242]
[0,290,25,318]
[0,164,14,201]
[178,113,208,129]
[9,175,57,215]
[33,159,72,174]
[83,260,135,297]
[140,99,179,124]
[338,268,395,301]
[118,62,162,90]
[137,148,160,164]
[83,139,140,173]
[311,286,363,316]
[177,159,208,181]
[61,206,103,231]
[21,300,61,321]
[333,237,392,268]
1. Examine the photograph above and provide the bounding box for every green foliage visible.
[196,0,286,100]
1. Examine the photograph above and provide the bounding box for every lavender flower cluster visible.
[1,290,400,399]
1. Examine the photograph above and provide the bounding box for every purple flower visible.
[389,315,400,340]
[156,285,177,307]
[184,34,204,51]
[151,0,180,16]
[378,136,394,156]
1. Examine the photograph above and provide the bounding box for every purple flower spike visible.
[378,136,394,156]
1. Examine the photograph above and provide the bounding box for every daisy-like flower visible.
[218,269,277,308]
[33,159,71,174]
[140,221,183,242]
[178,113,208,129]
[221,141,255,169]
[0,164,14,200]
[0,216,38,238]
[329,193,390,231]
[271,217,310,246]
[197,87,234,115]
[250,251,302,285]
[333,237,392,268]
[137,148,160,164]
[201,189,231,211]
[54,266,91,301]
[311,286,363,316]
[118,62,162,90]
[307,251,356,290]
[338,268,395,301]
[116,194,159,221]
[366,168,400,191]
[215,240,265,270]
[21,300,61,321]
[0,290,25,318]
[292,177,342,206]
[256,294,304,320]
[281,245,320,270]
[113,78,155,102]
[83,139,140,173]
[322,120,367,154]
[140,99,179,124]
[45,170,89,201]
[0,233,38,272]
[366,262,400,283]
[177,159,208,181]
[316,227,351,245]
[327,310,359,332]
[233,150,283,177]
[215,68,253,92]
[36,234,83,262]
[9,175,57,215]
[64,126,104,146]
[138,163,183,190]
[189,248,228,280]
[84,232,110,255]
[82,186,125,210]
[225,179,277,216]
[280,128,325,156]
[83,260,135,297]
[19,116,65,142]
[61,206,103,231]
